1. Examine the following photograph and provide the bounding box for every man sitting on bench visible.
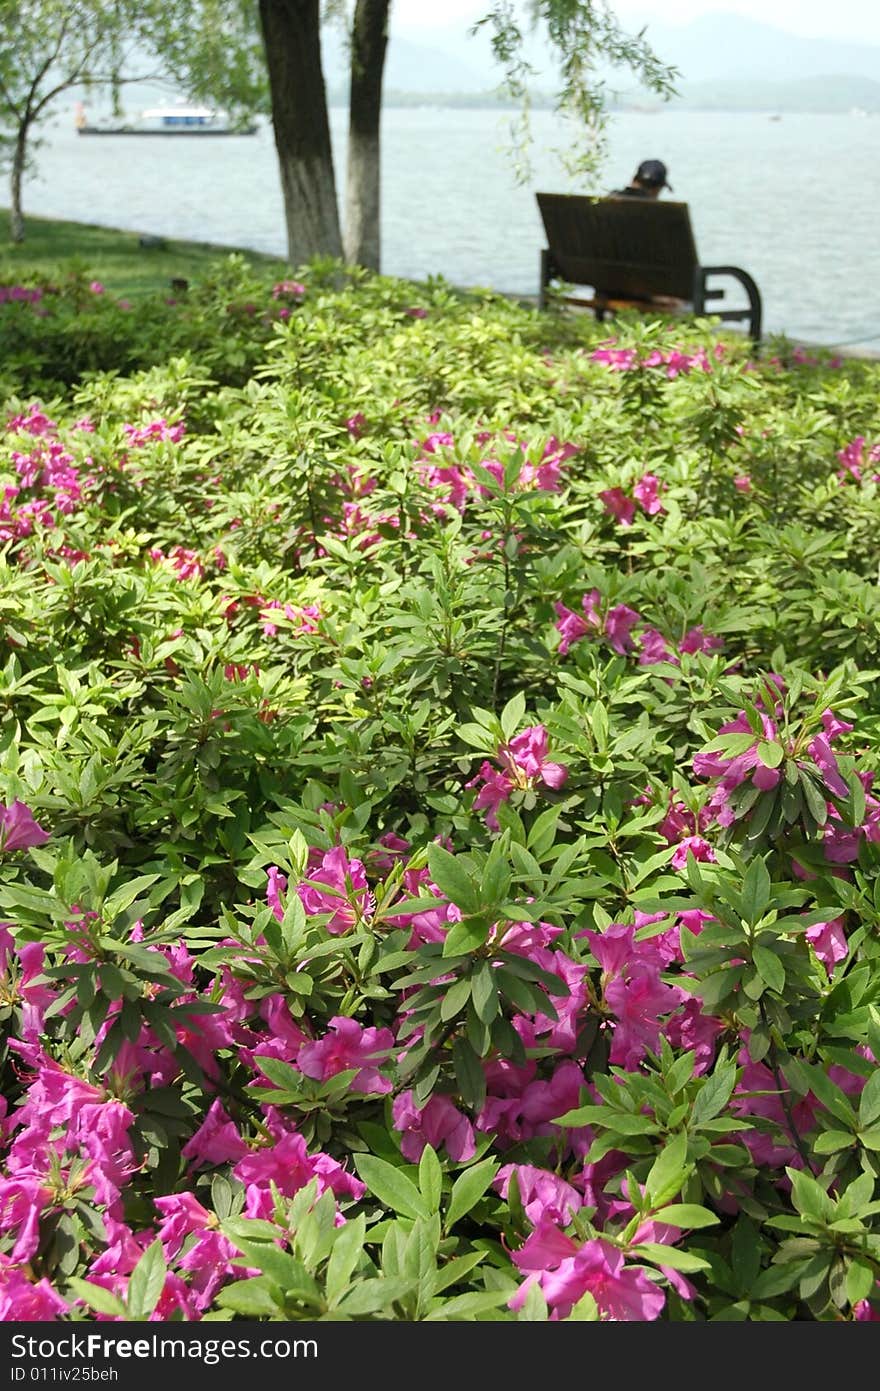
[610,158,673,201]
[607,158,684,310]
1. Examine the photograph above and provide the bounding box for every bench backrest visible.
[536,193,700,301]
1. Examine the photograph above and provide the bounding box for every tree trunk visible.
[10,126,28,244]
[258,0,342,265]
[344,0,389,269]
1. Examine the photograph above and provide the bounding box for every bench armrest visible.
[693,264,763,343]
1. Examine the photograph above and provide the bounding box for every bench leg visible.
[538,249,551,311]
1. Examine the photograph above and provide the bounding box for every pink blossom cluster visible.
[466,724,568,830]
[589,341,725,376]
[554,590,722,666]
[837,436,880,484]
[123,419,186,448]
[791,345,843,369]
[631,787,716,870]
[148,546,205,581]
[0,912,376,1318]
[0,285,43,304]
[693,705,852,831]
[271,280,306,300]
[598,474,665,526]
[1,410,96,542]
[267,845,373,936]
[415,426,579,512]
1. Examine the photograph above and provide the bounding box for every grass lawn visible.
[0,210,290,298]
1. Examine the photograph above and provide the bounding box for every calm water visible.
[17,107,880,349]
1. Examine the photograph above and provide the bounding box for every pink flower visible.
[0,929,55,1040]
[599,487,636,527]
[296,846,371,933]
[272,279,305,299]
[392,1092,475,1162]
[734,474,752,492]
[633,473,664,515]
[553,601,590,656]
[0,1258,67,1320]
[806,917,848,973]
[297,1017,394,1094]
[346,412,367,438]
[603,962,686,1070]
[0,800,49,851]
[405,306,428,318]
[89,281,105,295]
[807,733,849,799]
[604,604,641,655]
[468,725,568,831]
[671,836,716,870]
[266,865,288,922]
[510,1220,666,1320]
[181,1100,248,1168]
[154,1193,241,1307]
[233,1129,365,1218]
[495,1164,582,1227]
[679,626,723,656]
[638,627,678,667]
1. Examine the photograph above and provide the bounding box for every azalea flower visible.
[467,725,567,831]
[392,1092,475,1162]
[0,800,49,852]
[509,1219,666,1320]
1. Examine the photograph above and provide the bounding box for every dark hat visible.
[635,158,672,190]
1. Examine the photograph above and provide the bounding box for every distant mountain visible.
[624,12,880,84]
[321,29,488,95]
[667,74,880,114]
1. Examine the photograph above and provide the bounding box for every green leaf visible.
[427,845,479,914]
[756,741,784,769]
[691,1061,737,1126]
[859,1070,880,1129]
[67,1278,127,1317]
[665,1052,695,1096]
[445,1159,499,1230]
[419,1146,443,1214]
[425,1289,509,1319]
[325,1214,366,1306]
[440,975,472,1021]
[215,1277,281,1317]
[355,1155,430,1220]
[752,944,785,995]
[630,1243,709,1273]
[645,1133,689,1207]
[500,692,526,739]
[443,917,491,958]
[741,856,771,925]
[813,1130,856,1154]
[230,1241,320,1304]
[471,960,499,1024]
[656,1204,721,1229]
[453,1037,486,1111]
[846,1258,875,1308]
[336,1277,416,1316]
[126,1239,166,1319]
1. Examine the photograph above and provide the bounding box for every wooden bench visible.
[536,192,763,343]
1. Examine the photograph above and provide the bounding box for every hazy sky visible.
[393,0,880,45]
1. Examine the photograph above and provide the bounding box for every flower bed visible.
[1,258,880,1322]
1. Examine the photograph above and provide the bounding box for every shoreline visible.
[3,209,879,360]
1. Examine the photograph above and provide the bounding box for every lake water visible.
[18,107,880,350]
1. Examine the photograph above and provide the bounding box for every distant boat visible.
[75,103,257,136]
[768,113,782,121]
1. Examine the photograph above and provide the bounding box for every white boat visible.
[75,102,257,136]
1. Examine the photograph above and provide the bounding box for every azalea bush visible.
[2,257,880,1323]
